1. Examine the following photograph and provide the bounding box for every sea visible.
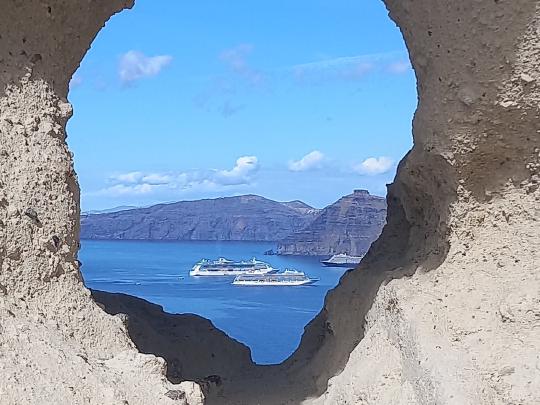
[79,240,348,365]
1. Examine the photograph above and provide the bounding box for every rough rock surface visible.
[280,200,321,216]
[0,0,539,405]
[299,0,540,403]
[0,1,204,404]
[81,195,319,241]
[277,190,386,256]
[309,189,540,405]
[91,290,257,386]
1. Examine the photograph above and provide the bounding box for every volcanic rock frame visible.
[1,1,539,404]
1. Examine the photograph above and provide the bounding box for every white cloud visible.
[193,45,262,116]
[96,157,260,197]
[288,151,325,172]
[99,183,158,196]
[292,54,380,71]
[288,52,411,84]
[292,57,375,83]
[142,173,173,185]
[219,44,263,85]
[119,51,172,84]
[214,156,259,185]
[354,157,394,175]
[110,172,143,184]
[387,60,412,74]
[193,50,414,118]
[69,73,83,89]
[220,44,253,71]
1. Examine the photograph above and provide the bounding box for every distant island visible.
[277,190,386,256]
[80,190,387,256]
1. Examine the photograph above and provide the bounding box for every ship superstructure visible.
[232,270,318,286]
[190,257,275,276]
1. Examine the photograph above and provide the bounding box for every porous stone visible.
[0,1,538,404]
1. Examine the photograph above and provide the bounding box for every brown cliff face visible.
[277,190,387,256]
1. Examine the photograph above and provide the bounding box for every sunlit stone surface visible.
[0,1,538,404]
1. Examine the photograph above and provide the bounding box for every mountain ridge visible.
[81,194,320,242]
[277,189,387,256]
[81,191,387,256]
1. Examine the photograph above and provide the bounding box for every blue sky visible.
[67,0,417,211]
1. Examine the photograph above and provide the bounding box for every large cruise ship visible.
[189,257,276,276]
[232,270,318,286]
[320,254,364,268]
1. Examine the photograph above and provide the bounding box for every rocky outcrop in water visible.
[277,190,387,256]
[81,195,319,241]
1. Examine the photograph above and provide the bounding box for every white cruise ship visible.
[320,254,364,267]
[189,257,276,276]
[232,270,318,286]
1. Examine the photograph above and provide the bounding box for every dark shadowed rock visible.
[91,290,256,384]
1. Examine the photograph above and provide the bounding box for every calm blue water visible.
[79,240,347,364]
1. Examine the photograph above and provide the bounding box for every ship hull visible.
[232,279,317,286]
[320,261,360,268]
[190,269,274,277]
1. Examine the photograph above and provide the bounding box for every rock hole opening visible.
[67,0,418,402]
[2,1,538,404]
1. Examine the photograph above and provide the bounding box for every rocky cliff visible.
[80,195,319,241]
[277,190,387,256]
[1,1,538,405]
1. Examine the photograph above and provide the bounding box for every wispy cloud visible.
[100,183,159,196]
[141,173,174,185]
[290,51,402,70]
[95,156,260,197]
[289,51,411,84]
[119,50,173,85]
[219,44,264,85]
[193,44,264,117]
[69,73,83,89]
[288,151,326,172]
[353,156,394,175]
[220,100,245,117]
[292,56,374,79]
[194,49,411,116]
[110,172,143,184]
[387,60,412,74]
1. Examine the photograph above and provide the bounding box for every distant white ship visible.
[189,257,275,276]
[232,270,318,286]
[320,254,364,268]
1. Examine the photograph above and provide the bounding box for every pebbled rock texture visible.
[0,1,204,404]
[0,0,538,404]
